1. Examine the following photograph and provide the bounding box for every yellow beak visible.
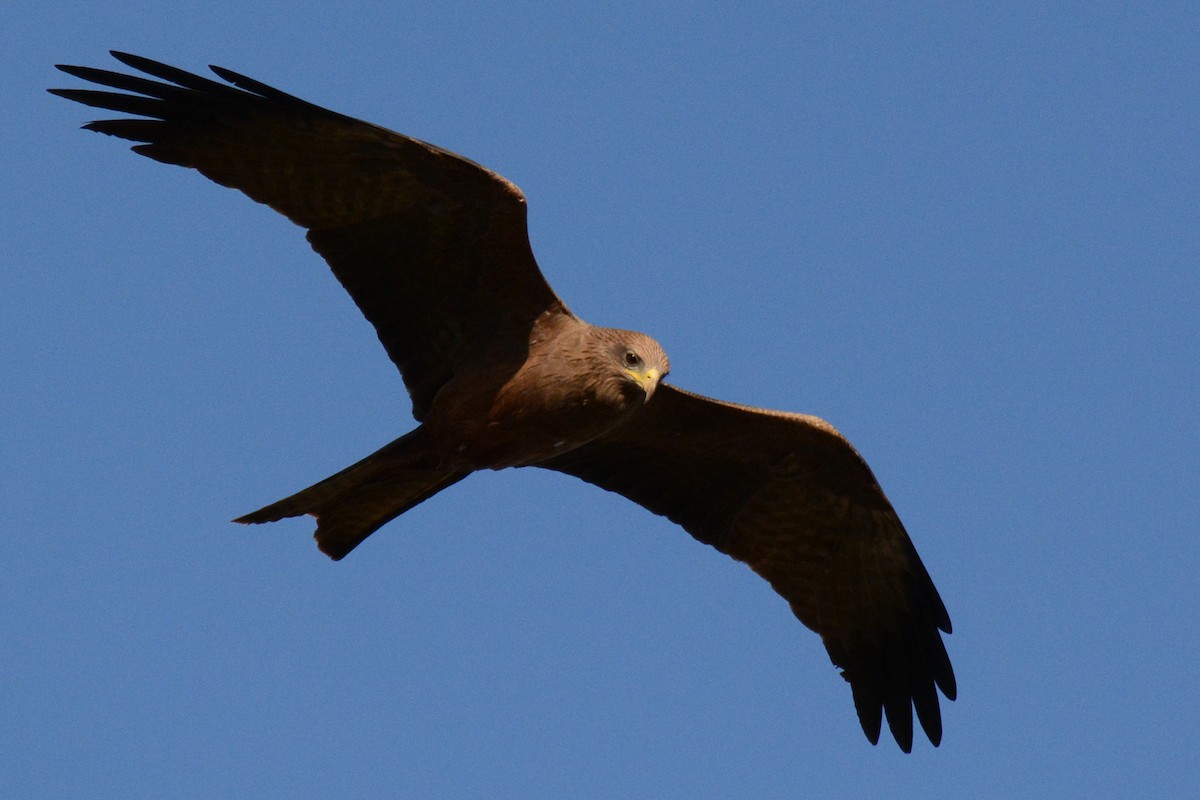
[627,367,661,396]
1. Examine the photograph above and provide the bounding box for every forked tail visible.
[235,428,467,560]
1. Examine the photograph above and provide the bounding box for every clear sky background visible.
[4,2,1197,797]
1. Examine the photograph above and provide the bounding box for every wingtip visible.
[850,678,884,747]
[108,50,141,66]
[108,50,137,68]
[885,706,915,754]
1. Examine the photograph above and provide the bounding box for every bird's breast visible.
[424,357,639,471]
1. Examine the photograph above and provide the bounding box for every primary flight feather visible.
[52,51,956,751]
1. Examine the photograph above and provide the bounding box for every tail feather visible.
[235,428,467,560]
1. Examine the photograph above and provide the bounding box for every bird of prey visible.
[52,52,956,752]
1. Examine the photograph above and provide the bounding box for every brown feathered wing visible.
[51,52,570,419]
[540,384,956,752]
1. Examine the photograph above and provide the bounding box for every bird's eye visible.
[624,350,642,368]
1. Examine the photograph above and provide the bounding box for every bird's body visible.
[53,52,956,752]
[422,320,668,471]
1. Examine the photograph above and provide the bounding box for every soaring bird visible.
[52,52,956,751]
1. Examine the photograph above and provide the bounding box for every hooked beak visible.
[627,367,662,401]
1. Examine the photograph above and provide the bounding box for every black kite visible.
[52,52,956,751]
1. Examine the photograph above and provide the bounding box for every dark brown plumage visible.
[52,52,956,752]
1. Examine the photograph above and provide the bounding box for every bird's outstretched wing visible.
[51,52,570,418]
[539,384,956,751]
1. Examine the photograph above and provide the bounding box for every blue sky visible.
[5,2,1197,797]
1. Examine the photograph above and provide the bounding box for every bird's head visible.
[609,330,669,403]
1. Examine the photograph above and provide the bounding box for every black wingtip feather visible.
[883,687,915,754]
[849,678,883,746]
[912,679,943,747]
[208,64,289,99]
[53,63,198,105]
[207,63,355,120]
[49,88,164,118]
[105,51,247,99]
